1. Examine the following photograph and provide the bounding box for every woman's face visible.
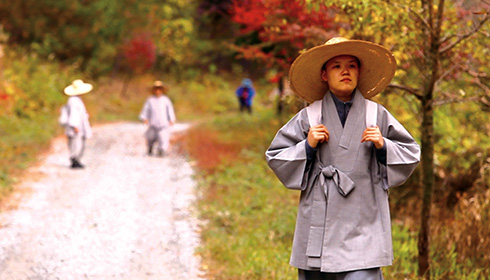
[153,88,164,96]
[321,55,360,102]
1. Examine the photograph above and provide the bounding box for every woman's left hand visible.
[361,126,384,149]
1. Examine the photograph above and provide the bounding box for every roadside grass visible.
[183,108,300,280]
[0,113,57,197]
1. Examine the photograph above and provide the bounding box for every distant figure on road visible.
[139,80,176,157]
[61,79,93,169]
[235,78,255,114]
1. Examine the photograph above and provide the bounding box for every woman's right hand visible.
[307,124,329,148]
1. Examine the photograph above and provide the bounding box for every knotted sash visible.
[305,162,355,268]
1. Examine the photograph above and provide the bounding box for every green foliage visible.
[384,223,420,279]
[2,50,76,115]
[0,0,165,76]
[170,73,245,120]
[151,0,204,80]
[0,46,79,192]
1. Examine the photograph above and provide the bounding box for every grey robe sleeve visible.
[166,98,176,123]
[139,98,151,121]
[265,109,311,190]
[379,106,421,188]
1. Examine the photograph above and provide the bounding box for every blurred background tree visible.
[0,0,146,75]
[228,0,339,113]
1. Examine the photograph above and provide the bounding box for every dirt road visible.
[0,122,204,279]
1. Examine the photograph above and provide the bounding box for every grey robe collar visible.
[320,89,366,170]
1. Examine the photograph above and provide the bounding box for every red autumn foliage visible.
[230,0,339,73]
[122,34,156,73]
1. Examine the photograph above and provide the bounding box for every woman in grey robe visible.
[63,79,93,169]
[139,80,176,157]
[266,38,420,279]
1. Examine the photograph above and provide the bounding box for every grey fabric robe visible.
[265,90,420,273]
[139,95,176,129]
[65,96,92,139]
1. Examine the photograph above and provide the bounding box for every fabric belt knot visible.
[305,164,356,266]
[320,164,355,197]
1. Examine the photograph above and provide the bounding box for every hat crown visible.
[324,37,349,45]
[153,80,164,87]
[72,79,85,89]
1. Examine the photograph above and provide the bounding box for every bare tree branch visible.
[433,95,481,106]
[387,84,423,99]
[450,55,489,78]
[474,78,490,94]
[440,13,490,54]
[440,34,455,45]
[451,57,490,94]
[436,63,458,84]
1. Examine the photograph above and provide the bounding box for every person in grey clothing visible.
[266,37,420,280]
[62,79,93,169]
[139,80,176,157]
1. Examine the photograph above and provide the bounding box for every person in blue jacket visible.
[235,78,255,113]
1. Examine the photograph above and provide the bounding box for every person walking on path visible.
[62,79,93,169]
[235,78,255,113]
[139,80,176,157]
[266,37,420,279]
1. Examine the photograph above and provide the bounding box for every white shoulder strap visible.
[306,100,322,127]
[365,99,378,128]
[306,98,378,127]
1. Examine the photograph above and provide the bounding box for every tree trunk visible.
[418,92,434,278]
[121,73,132,98]
[276,75,284,115]
[417,0,445,276]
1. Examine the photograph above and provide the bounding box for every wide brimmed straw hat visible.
[289,37,396,103]
[64,79,93,96]
[152,80,168,91]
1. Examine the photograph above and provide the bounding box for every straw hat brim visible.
[151,80,169,92]
[151,85,169,93]
[289,39,396,103]
[64,81,93,96]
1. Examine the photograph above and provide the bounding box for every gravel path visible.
[0,122,204,280]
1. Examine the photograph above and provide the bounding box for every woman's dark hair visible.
[321,56,361,71]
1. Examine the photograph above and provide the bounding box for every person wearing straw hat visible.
[139,80,176,157]
[63,79,93,169]
[266,38,420,279]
